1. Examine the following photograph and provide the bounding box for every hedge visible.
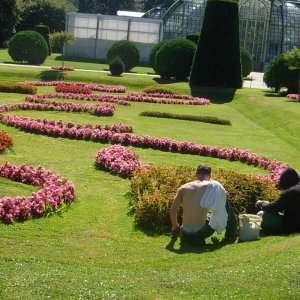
[0,82,37,94]
[129,166,279,232]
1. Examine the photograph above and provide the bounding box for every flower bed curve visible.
[95,145,146,177]
[0,161,75,224]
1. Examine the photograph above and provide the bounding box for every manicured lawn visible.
[0,63,300,299]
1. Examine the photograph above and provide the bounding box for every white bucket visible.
[238,214,262,241]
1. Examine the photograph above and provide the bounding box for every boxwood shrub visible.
[129,166,279,233]
[106,40,140,72]
[0,82,37,94]
[148,40,169,73]
[8,30,48,65]
[155,38,196,80]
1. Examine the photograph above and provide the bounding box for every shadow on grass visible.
[264,92,287,97]
[39,70,65,81]
[165,235,237,254]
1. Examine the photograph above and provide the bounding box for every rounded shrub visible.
[35,24,51,55]
[186,32,200,45]
[109,56,125,76]
[264,53,298,93]
[240,47,252,77]
[106,40,140,72]
[148,40,168,73]
[8,30,48,65]
[155,38,196,80]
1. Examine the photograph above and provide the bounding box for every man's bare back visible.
[171,180,210,227]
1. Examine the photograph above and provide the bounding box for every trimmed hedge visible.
[190,0,242,88]
[156,38,196,80]
[8,30,48,65]
[263,53,298,93]
[0,82,37,94]
[142,86,174,94]
[35,24,51,55]
[140,111,231,125]
[240,47,252,77]
[106,40,140,72]
[0,131,14,153]
[148,40,169,73]
[129,166,279,232]
[109,56,125,76]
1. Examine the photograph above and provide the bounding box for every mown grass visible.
[0,61,300,299]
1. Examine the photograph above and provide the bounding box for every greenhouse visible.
[64,12,163,62]
[143,0,300,70]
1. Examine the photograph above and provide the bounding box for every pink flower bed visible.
[0,161,75,224]
[38,92,210,106]
[34,93,130,106]
[0,114,287,185]
[20,81,126,93]
[287,94,300,100]
[51,66,74,71]
[0,102,115,117]
[95,145,146,177]
[0,115,133,136]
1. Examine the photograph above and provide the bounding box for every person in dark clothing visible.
[255,167,300,234]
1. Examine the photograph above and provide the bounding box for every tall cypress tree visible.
[190,0,242,88]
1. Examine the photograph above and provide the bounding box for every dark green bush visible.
[140,111,231,125]
[109,56,125,76]
[148,40,168,73]
[263,53,298,93]
[186,32,200,45]
[8,30,48,65]
[190,0,242,88]
[129,166,279,232]
[155,38,196,80]
[106,40,140,72]
[240,47,252,77]
[0,82,37,94]
[35,24,51,55]
[142,86,174,94]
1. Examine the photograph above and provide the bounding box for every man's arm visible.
[256,191,288,213]
[170,189,182,233]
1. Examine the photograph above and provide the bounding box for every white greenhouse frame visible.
[64,12,163,62]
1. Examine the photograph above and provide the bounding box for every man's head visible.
[196,164,211,181]
[277,167,300,190]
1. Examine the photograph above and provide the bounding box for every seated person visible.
[170,164,238,245]
[256,167,300,235]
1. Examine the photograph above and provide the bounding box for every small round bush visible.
[155,38,196,80]
[186,32,200,45]
[8,30,48,65]
[264,53,298,93]
[109,56,125,76]
[240,47,252,77]
[148,40,168,73]
[106,40,140,72]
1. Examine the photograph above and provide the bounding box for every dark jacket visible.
[261,168,300,234]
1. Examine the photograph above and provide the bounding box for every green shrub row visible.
[142,86,174,94]
[140,111,231,125]
[129,166,279,233]
[0,82,37,94]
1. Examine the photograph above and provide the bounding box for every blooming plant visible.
[51,66,74,71]
[95,145,146,177]
[20,81,126,93]
[0,162,75,224]
[55,84,92,94]
[0,131,14,153]
[287,94,300,100]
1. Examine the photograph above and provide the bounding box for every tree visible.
[143,0,174,11]
[0,0,18,47]
[284,46,300,93]
[16,0,66,33]
[78,0,134,15]
[190,0,242,88]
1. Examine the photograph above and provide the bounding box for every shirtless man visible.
[170,164,237,244]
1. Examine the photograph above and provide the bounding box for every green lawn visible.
[0,62,300,299]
